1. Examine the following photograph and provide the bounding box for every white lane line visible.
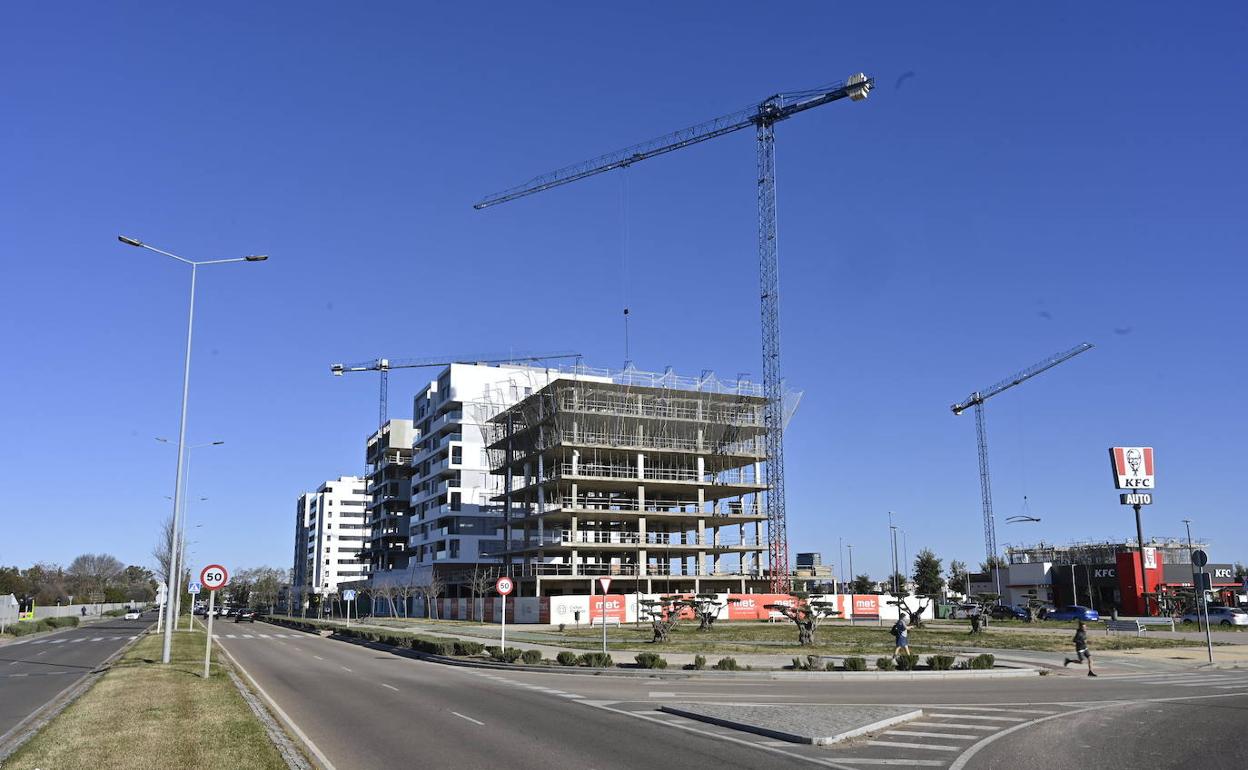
[50,640,66,644]
[451,711,485,726]
[832,760,946,767]
[36,650,47,656]
[91,637,105,642]
[1214,684,1248,689]
[908,722,997,731]
[313,655,325,661]
[556,693,583,698]
[926,713,1026,722]
[242,635,255,639]
[886,730,976,740]
[225,635,236,639]
[259,634,272,638]
[923,705,1057,715]
[7,661,18,666]
[864,740,960,752]
[381,683,399,691]
[341,666,353,672]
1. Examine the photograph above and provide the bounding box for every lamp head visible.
[244,255,268,262]
[118,235,143,247]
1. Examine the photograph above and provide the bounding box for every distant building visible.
[795,552,835,592]
[293,476,369,604]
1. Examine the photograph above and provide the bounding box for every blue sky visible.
[2,3,1244,581]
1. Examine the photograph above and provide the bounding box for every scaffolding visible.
[1005,537,1208,567]
[477,364,777,596]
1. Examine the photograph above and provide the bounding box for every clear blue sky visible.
[2,3,1244,581]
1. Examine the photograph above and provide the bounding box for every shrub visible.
[690,654,707,671]
[557,651,579,667]
[520,649,543,665]
[825,661,838,671]
[927,654,956,671]
[713,657,740,671]
[485,646,501,657]
[969,653,995,670]
[634,652,667,669]
[842,656,868,672]
[45,617,79,629]
[454,641,485,656]
[578,652,614,668]
[491,648,522,663]
[8,622,41,637]
[791,654,822,671]
[876,657,896,671]
[896,654,920,671]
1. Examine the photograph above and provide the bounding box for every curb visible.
[0,624,152,763]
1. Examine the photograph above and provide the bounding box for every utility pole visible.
[888,512,899,597]
[1182,518,1214,663]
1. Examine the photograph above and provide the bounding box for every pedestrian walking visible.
[80,606,87,617]
[1064,620,1096,676]
[969,608,982,634]
[890,616,911,658]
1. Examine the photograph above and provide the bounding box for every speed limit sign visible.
[200,564,229,591]
[495,576,514,596]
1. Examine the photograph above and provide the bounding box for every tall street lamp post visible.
[158,437,222,630]
[119,235,266,664]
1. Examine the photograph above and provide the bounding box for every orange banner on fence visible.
[851,594,879,616]
[590,595,627,622]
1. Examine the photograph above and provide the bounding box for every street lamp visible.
[120,235,265,664]
[888,512,900,597]
[157,437,222,630]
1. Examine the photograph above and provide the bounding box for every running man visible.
[1064,620,1096,676]
[891,616,912,658]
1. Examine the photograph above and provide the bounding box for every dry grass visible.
[6,627,289,770]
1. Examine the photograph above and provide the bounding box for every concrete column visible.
[571,548,579,576]
[570,482,578,509]
[637,452,644,480]
[697,518,706,578]
[571,448,579,475]
[697,456,705,481]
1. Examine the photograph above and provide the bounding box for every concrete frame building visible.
[294,476,369,600]
[362,420,415,574]
[485,365,771,597]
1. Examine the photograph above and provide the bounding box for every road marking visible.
[341,666,353,672]
[451,711,485,726]
[926,713,1026,722]
[886,730,976,740]
[36,650,47,656]
[1214,684,1248,689]
[10,673,28,678]
[908,722,997,731]
[259,634,272,638]
[313,655,325,661]
[7,661,17,666]
[923,705,1057,715]
[381,683,399,691]
[831,761,945,767]
[865,740,959,752]
[243,635,255,639]
[50,640,66,644]
[557,693,583,698]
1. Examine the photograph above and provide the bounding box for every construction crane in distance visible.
[475,73,874,592]
[951,342,1094,583]
[331,351,583,428]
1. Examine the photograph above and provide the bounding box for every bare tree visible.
[417,572,446,619]
[468,564,497,621]
[67,553,124,606]
[638,596,684,643]
[150,515,185,587]
[765,593,840,646]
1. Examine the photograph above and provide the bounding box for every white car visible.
[124,609,143,620]
[1182,606,1248,627]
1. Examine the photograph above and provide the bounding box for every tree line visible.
[0,554,157,605]
[840,550,1001,597]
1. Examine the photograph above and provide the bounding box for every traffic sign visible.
[187,582,202,595]
[598,577,612,594]
[495,576,514,596]
[1191,549,1209,568]
[1195,572,1213,591]
[200,565,229,591]
[342,589,357,602]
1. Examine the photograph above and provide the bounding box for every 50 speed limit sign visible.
[200,564,229,591]
[495,576,514,596]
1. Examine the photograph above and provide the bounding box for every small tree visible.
[849,574,874,594]
[912,549,944,596]
[638,596,683,643]
[765,593,840,646]
[468,565,497,621]
[890,594,935,627]
[947,560,969,597]
[682,594,739,631]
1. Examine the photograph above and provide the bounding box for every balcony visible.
[502,530,763,550]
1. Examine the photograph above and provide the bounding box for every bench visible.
[588,617,622,627]
[1106,617,1175,636]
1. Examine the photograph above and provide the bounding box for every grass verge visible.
[5,628,290,770]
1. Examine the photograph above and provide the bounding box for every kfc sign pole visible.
[1110,447,1155,611]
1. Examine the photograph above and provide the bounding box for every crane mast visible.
[475,74,873,591]
[951,343,1094,566]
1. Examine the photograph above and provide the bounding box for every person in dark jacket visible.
[1064,620,1096,676]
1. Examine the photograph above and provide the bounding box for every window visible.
[451,445,462,465]
[450,492,461,512]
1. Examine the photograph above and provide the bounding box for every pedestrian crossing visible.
[461,667,587,701]
[218,632,303,640]
[7,635,140,646]
[1105,670,1248,689]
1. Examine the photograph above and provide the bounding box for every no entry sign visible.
[200,565,229,591]
[496,576,514,596]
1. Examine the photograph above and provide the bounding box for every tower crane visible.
[475,73,874,591]
[951,342,1094,576]
[331,351,583,428]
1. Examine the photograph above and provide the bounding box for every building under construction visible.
[484,365,772,597]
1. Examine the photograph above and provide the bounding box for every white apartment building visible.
[403,363,565,588]
[294,476,369,600]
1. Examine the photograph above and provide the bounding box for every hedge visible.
[577,652,614,668]
[712,657,740,671]
[557,651,579,667]
[927,654,956,671]
[842,656,868,671]
[454,641,485,656]
[895,654,920,671]
[634,652,667,669]
[876,657,896,671]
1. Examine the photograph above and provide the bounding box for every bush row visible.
[3,616,79,636]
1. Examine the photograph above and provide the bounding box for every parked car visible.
[950,603,981,619]
[1043,605,1100,622]
[1182,606,1248,627]
[124,609,143,620]
[989,605,1027,621]
[235,608,257,623]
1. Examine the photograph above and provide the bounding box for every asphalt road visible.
[220,622,1248,769]
[0,614,151,742]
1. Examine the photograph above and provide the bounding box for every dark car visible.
[1043,605,1100,622]
[989,605,1027,621]
[234,608,257,622]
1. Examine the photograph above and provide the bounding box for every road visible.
[0,614,151,744]
[218,621,1248,769]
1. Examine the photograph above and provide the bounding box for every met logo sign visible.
[1109,446,1154,490]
